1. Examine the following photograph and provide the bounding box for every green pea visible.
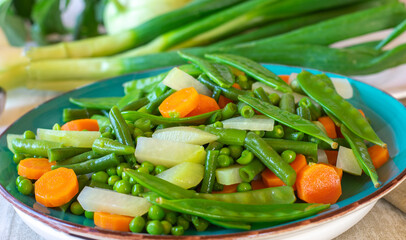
[107,175,121,186]
[129,176,137,185]
[16,176,26,186]
[213,121,223,128]
[213,182,224,191]
[146,220,164,235]
[133,128,144,138]
[171,226,184,236]
[23,130,36,139]
[121,171,131,182]
[281,150,297,164]
[154,165,167,175]
[101,132,114,139]
[70,201,84,215]
[217,154,233,168]
[219,147,230,156]
[165,212,178,225]
[137,166,150,174]
[181,213,192,222]
[114,180,131,194]
[131,184,144,196]
[91,171,109,184]
[141,161,155,173]
[191,216,209,232]
[176,216,190,231]
[52,123,61,130]
[237,182,252,192]
[161,220,172,235]
[129,216,145,233]
[106,167,117,176]
[148,205,165,220]
[13,153,25,164]
[84,211,94,219]
[229,145,243,159]
[236,150,254,165]
[17,179,33,195]
[117,162,131,177]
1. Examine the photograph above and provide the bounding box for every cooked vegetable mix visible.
[8,53,390,236]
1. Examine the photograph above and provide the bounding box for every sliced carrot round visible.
[94,212,133,232]
[35,167,78,207]
[296,164,341,204]
[61,119,99,131]
[18,158,55,180]
[186,94,220,117]
[158,87,199,118]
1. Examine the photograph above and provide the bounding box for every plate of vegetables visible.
[0,52,405,239]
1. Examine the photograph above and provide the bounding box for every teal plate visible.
[0,64,405,239]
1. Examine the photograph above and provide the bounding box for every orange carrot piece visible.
[35,167,78,207]
[94,212,133,232]
[251,179,267,190]
[325,150,339,165]
[186,94,220,117]
[262,154,308,188]
[61,119,99,131]
[159,87,199,118]
[229,66,245,77]
[232,83,242,90]
[278,75,290,84]
[318,116,337,139]
[18,158,55,180]
[296,164,342,204]
[368,145,390,169]
[218,95,233,109]
[320,163,343,180]
[212,184,238,194]
[358,109,366,118]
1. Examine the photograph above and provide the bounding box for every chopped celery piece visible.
[216,164,243,185]
[336,146,362,175]
[222,115,274,131]
[162,67,212,96]
[37,128,101,148]
[156,162,204,189]
[152,126,218,145]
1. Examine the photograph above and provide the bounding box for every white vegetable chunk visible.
[317,150,329,164]
[336,146,362,175]
[216,165,243,185]
[152,126,218,145]
[162,67,212,96]
[222,115,274,131]
[156,162,204,189]
[77,186,151,217]
[135,137,206,167]
[331,77,353,99]
[37,128,100,148]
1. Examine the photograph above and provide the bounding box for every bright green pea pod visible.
[52,153,120,175]
[152,197,330,223]
[92,137,135,156]
[205,219,251,230]
[122,110,221,125]
[12,138,63,157]
[69,97,121,110]
[296,71,385,148]
[205,53,291,93]
[239,95,337,149]
[48,147,91,162]
[204,126,246,146]
[178,51,234,88]
[341,125,380,188]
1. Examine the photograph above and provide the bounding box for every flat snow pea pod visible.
[197,74,252,101]
[122,110,221,125]
[109,106,136,163]
[296,71,385,148]
[57,150,103,165]
[205,53,292,93]
[341,125,380,188]
[199,186,296,205]
[239,159,265,182]
[244,132,296,186]
[200,150,219,193]
[178,51,234,88]
[69,97,121,110]
[92,137,135,156]
[239,95,337,149]
[205,219,250,230]
[204,126,246,146]
[119,97,149,112]
[116,89,143,111]
[52,153,120,175]
[48,147,91,162]
[296,105,311,121]
[263,138,318,160]
[153,197,330,223]
[12,138,63,157]
[139,89,176,114]
[63,109,103,122]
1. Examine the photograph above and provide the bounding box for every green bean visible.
[236,150,254,165]
[12,138,63,157]
[197,74,252,101]
[284,131,305,141]
[211,88,222,102]
[312,137,350,150]
[296,105,311,121]
[341,125,380,188]
[91,115,110,130]
[296,71,385,148]
[92,138,135,156]
[178,52,234,88]
[263,138,318,160]
[221,102,237,120]
[253,87,271,103]
[152,197,329,223]
[120,97,149,112]
[205,53,291,93]
[146,83,168,102]
[289,78,305,94]
[206,142,224,151]
[239,159,265,182]
[89,179,114,190]
[57,150,103,165]
[204,126,246,146]
[134,118,152,132]
[116,89,142,110]
[109,106,137,163]
[239,95,337,149]
[264,125,284,138]
[205,111,222,125]
[141,89,176,114]
[122,110,221,125]
[63,109,103,122]
[48,147,91,162]
[279,93,295,114]
[244,132,296,186]
[298,97,322,121]
[237,102,254,118]
[268,93,281,105]
[69,97,121,110]
[52,153,120,175]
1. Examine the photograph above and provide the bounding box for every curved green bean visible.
[197,74,251,101]
[239,159,265,182]
[264,138,318,160]
[48,147,91,162]
[52,153,120,175]
[200,150,219,193]
[122,110,221,125]
[204,126,246,146]
[279,93,295,114]
[57,150,103,165]
[92,137,135,156]
[12,138,63,157]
